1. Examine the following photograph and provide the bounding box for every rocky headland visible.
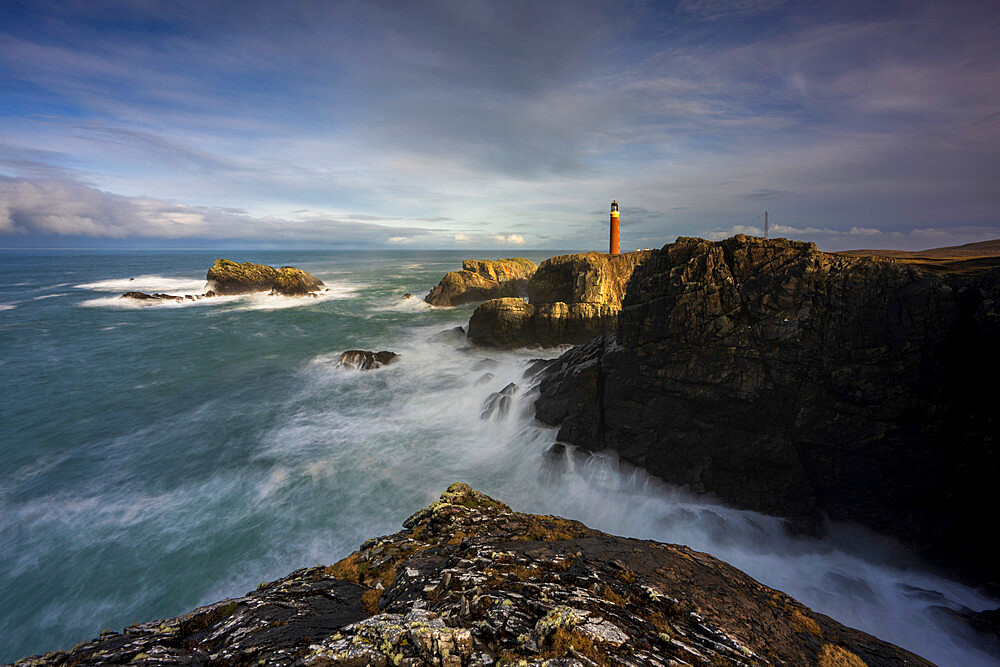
[10,484,931,667]
[425,258,537,307]
[531,235,1000,584]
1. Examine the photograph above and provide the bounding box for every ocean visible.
[0,249,995,665]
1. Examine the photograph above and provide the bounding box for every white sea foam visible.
[75,274,209,293]
[32,293,68,300]
[0,303,16,311]
[76,273,359,310]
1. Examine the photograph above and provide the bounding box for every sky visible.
[1,0,998,251]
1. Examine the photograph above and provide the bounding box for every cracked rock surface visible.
[12,483,930,666]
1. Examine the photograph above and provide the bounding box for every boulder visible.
[336,350,399,370]
[425,258,536,307]
[206,258,323,295]
[535,235,1000,583]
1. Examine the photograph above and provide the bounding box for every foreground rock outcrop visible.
[425,258,537,307]
[207,259,324,295]
[12,484,931,666]
[535,235,1000,583]
[468,252,652,348]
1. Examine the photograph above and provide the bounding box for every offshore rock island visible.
[11,484,930,666]
[120,259,326,302]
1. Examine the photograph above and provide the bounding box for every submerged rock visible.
[12,484,933,666]
[206,258,324,295]
[119,291,185,302]
[428,326,467,345]
[480,382,518,420]
[336,349,399,370]
[535,235,1000,583]
[425,258,537,307]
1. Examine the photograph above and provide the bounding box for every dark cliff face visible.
[13,484,931,667]
[535,235,1000,583]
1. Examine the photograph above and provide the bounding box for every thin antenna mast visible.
[764,211,769,239]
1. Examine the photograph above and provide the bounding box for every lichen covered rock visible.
[206,258,324,295]
[14,483,932,666]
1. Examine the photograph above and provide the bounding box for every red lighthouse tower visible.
[609,200,620,255]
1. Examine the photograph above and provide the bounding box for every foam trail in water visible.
[268,323,996,666]
[75,275,209,293]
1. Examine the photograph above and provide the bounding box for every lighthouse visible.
[609,200,620,255]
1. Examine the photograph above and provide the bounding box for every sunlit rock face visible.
[535,235,1000,584]
[467,251,653,348]
[11,484,932,666]
[425,258,537,307]
[206,258,324,295]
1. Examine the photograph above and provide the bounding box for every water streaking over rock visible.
[0,249,995,666]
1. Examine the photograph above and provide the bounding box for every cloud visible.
[0,176,440,245]
[493,234,526,245]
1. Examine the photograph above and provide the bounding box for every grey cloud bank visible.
[0,0,998,251]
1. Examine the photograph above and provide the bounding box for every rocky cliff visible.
[11,484,931,666]
[534,235,1000,583]
[425,258,537,307]
[207,258,324,295]
[468,252,652,348]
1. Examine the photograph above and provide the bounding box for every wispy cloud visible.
[0,0,997,249]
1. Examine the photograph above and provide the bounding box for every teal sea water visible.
[0,250,996,665]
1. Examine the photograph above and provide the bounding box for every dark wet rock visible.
[13,484,932,666]
[523,358,555,379]
[534,235,1000,583]
[402,293,414,299]
[475,372,495,386]
[336,350,399,371]
[425,258,537,307]
[428,326,467,345]
[120,291,185,302]
[206,258,323,295]
[480,382,518,420]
